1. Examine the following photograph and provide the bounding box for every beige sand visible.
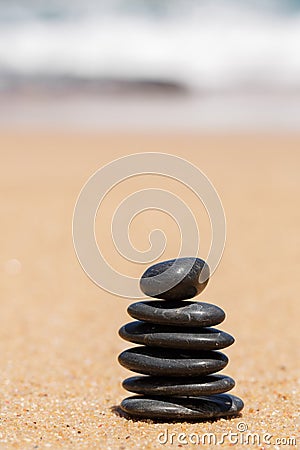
[0,132,299,449]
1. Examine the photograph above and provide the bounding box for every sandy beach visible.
[0,131,299,449]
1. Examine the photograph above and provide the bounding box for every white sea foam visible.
[0,1,300,91]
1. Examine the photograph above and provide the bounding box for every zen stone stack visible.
[118,257,244,420]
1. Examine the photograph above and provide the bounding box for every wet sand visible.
[0,131,299,449]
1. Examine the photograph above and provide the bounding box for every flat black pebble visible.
[118,346,228,377]
[123,374,235,396]
[140,257,210,300]
[120,394,244,420]
[128,300,225,327]
[119,322,234,350]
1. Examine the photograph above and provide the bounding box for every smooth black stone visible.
[119,322,234,350]
[123,374,235,396]
[128,300,225,327]
[120,394,244,420]
[140,258,210,300]
[118,346,228,377]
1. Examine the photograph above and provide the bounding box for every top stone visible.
[140,257,210,301]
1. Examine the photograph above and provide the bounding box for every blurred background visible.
[1,0,300,130]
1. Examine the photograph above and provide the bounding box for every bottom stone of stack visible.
[120,394,244,420]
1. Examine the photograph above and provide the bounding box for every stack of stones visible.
[118,257,244,420]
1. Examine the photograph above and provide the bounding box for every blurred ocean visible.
[1,0,300,92]
[1,0,300,130]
